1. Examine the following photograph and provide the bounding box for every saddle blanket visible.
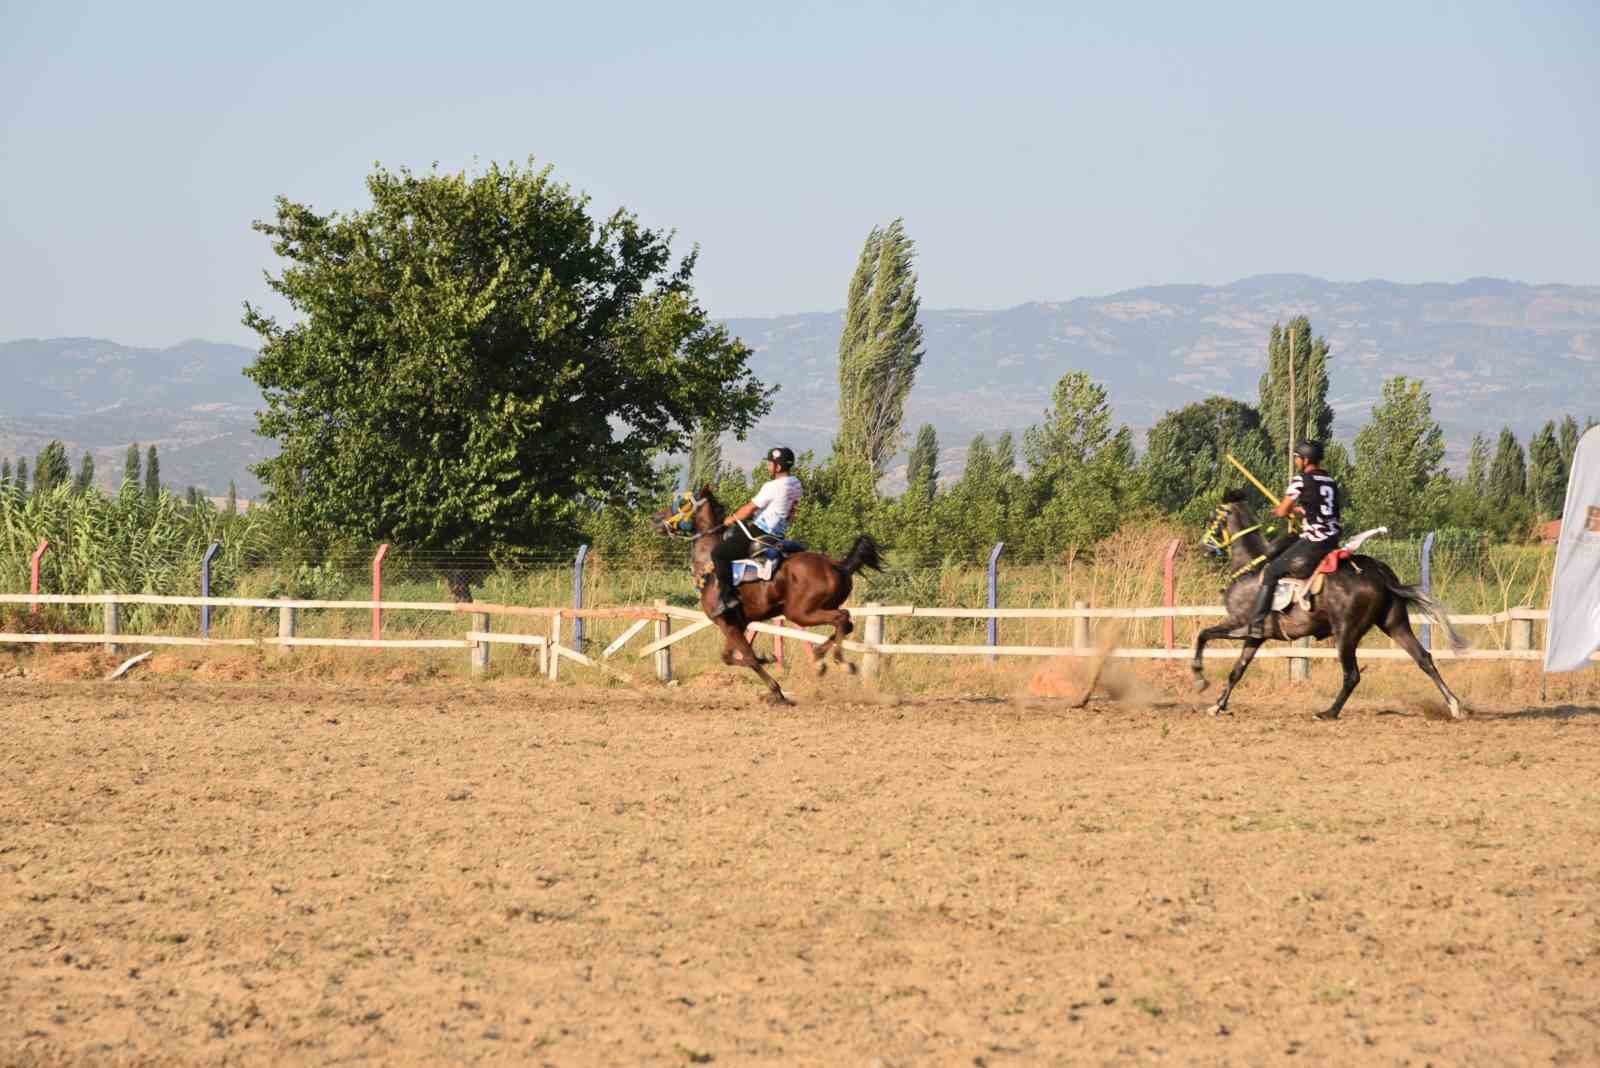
[731,557,777,585]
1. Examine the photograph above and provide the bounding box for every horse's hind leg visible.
[1316,627,1362,721]
[1208,638,1263,716]
[1383,608,1464,720]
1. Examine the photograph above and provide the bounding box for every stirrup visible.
[710,596,742,620]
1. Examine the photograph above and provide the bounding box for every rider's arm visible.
[1272,496,1299,520]
[725,500,759,527]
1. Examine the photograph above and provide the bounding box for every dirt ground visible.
[2,668,1598,1066]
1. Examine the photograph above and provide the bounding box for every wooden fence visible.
[2,593,1581,684]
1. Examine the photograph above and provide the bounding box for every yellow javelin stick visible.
[1224,453,1282,507]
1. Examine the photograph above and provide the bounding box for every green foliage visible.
[834,219,924,475]
[144,445,160,501]
[1020,372,1137,552]
[1527,420,1566,519]
[74,452,95,495]
[243,158,770,557]
[1257,317,1334,468]
[904,423,939,504]
[124,443,141,489]
[15,458,27,496]
[1347,376,1446,535]
[1139,396,1273,523]
[1464,434,1488,490]
[685,424,724,493]
[1488,428,1527,506]
[33,441,71,496]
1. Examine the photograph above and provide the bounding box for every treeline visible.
[1,441,242,514]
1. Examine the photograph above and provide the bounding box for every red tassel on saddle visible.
[1318,548,1352,575]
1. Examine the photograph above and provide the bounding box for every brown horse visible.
[655,487,884,704]
[1193,489,1468,720]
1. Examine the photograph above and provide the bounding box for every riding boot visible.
[709,580,743,621]
[1245,581,1274,639]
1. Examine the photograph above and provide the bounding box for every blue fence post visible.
[573,544,590,650]
[986,542,1005,662]
[1419,531,1436,650]
[200,541,222,638]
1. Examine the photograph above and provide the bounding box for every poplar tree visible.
[74,452,96,495]
[145,445,160,500]
[0,459,8,488]
[685,424,723,492]
[124,443,142,489]
[903,424,939,503]
[1487,428,1527,505]
[34,441,71,495]
[833,219,925,475]
[1348,376,1446,534]
[1526,421,1566,518]
[225,481,239,517]
[1558,415,1583,471]
[1257,317,1334,468]
[16,458,28,496]
[1464,434,1489,491]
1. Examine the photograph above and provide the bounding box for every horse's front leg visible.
[1191,622,1243,692]
[1208,639,1264,716]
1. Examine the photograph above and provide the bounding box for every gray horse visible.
[1192,490,1467,720]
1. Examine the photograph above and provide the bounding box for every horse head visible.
[654,486,725,538]
[1201,488,1269,563]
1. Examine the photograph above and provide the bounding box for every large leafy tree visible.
[1257,317,1334,474]
[33,441,71,496]
[1023,372,1136,551]
[244,160,770,556]
[1347,376,1446,534]
[1526,420,1566,519]
[833,219,924,476]
[1139,396,1273,523]
[1487,428,1527,506]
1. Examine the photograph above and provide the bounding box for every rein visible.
[664,493,723,541]
[1200,502,1277,584]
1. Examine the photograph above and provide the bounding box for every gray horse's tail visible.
[1379,565,1470,651]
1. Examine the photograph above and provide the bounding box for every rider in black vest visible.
[1246,439,1343,639]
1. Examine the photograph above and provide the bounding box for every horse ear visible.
[1221,487,1248,504]
[699,484,715,500]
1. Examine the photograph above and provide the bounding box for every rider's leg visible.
[710,529,751,617]
[1246,541,1306,638]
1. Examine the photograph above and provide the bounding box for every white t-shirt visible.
[750,475,803,536]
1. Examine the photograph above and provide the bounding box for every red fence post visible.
[774,617,784,669]
[29,539,49,615]
[1162,538,1181,651]
[372,543,390,640]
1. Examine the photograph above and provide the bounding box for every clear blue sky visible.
[2,0,1595,347]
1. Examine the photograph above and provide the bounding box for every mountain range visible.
[3,275,1596,497]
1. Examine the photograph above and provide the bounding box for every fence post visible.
[863,603,883,679]
[573,545,590,651]
[200,542,221,638]
[104,601,121,657]
[371,543,390,641]
[653,599,672,683]
[1419,531,1436,650]
[276,598,296,658]
[1162,538,1181,651]
[986,542,1004,662]
[29,539,48,615]
[471,611,490,676]
[1289,638,1310,681]
[1510,607,1533,656]
[1073,600,1090,651]
[549,612,562,681]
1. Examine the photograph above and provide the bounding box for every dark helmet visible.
[1293,439,1325,464]
[766,446,796,470]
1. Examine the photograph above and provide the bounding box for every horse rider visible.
[1246,439,1344,639]
[710,447,804,619]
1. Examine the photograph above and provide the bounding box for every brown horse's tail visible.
[1373,559,1470,651]
[835,535,885,576]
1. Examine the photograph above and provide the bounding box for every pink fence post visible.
[774,617,784,669]
[371,543,390,641]
[1162,538,1181,651]
[29,540,49,615]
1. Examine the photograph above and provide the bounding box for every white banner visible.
[1545,427,1600,673]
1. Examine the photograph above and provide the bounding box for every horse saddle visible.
[1272,549,1357,612]
[730,539,807,585]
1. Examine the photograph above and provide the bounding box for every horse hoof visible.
[813,662,828,678]
[1447,701,1465,721]
[1206,702,1229,717]
[766,691,793,706]
[1192,675,1209,693]
[843,662,858,676]
[1313,708,1341,721]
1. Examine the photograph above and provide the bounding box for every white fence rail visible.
[2,593,1580,682]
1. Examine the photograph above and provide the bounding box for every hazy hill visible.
[3,275,1596,495]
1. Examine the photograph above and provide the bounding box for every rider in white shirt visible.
[710,446,803,618]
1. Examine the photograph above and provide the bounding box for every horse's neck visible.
[1227,512,1269,570]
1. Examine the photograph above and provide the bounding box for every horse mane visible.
[1220,487,1250,505]
[698,485,726,524]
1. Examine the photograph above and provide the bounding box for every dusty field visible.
[2,667,1598,1066]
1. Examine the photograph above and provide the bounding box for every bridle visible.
[663,492,722,541]
[1201,502,1263,555]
